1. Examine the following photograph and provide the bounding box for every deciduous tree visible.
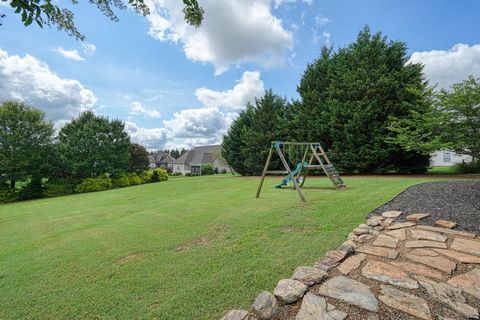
[1,0,204,40]
[58,111,130,178]
[0,100,54,189]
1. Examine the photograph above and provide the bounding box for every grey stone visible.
[292,266,326,286]
[361,260,418,289]
[373,225,384,231]
[378,285,431,320]
[274,279,307,303]
[367,219,380,227]
[314,250,348,271]
[418,277,479,319]
[353,227,369,236]
[222,310,249,320]
[252,291,279,320]
[319,276,379,312]
[295,293,347,320]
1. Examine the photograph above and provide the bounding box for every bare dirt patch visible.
[175,237,212,252]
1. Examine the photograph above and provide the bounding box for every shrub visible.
[151,168,168,182]
[213,167,219,174]
[220,169,227,174]
[43,178,79,197]
[200,163,214,175]
[0,185,19,203]
[75,176,112,193]
[18,177,44,200]
[458,161,480,173]
[112,173,131,188]
[128,173,142,185]
[138,171,152,183]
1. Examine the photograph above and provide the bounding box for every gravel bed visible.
[369,180,480,233]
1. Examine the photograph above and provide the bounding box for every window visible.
[443,151,451,163]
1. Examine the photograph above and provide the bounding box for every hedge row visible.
[0,168,168,203]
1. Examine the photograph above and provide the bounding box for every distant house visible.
[172,145,232,175]
[151,151,176,170]
[148,155,157,169]
[430,150,472,167]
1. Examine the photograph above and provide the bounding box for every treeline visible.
[222,27,480,175]
[0,102,167,203]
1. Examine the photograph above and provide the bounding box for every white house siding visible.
[173,164,190,175]
[430,150,472,167]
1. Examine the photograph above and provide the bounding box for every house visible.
[151,151,176,170]
[148,155,157,169]
[430,150,472,167]
[171,145,232,175]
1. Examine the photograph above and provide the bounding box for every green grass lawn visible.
[0,174,474,319]
[427,166,462,174]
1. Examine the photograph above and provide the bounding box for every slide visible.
[275,162,307,188]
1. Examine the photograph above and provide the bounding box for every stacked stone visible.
[222,211,480,320]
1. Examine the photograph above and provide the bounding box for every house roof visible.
[172,145,223,165]
[148,155,156,163]
[151,151,176,163]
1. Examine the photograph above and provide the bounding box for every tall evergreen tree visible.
[58,111,130,178]
[294,26,431,173]
[222,90,289,175]
[222,105,254,175]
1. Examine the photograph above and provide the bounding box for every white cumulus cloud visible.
[0,48,96,121]
[195,71,265,109]
[163,107,232,139]
[53,47,85,61]
[145,0,293,74]
[125,121,171,149]
[130,101,161,118]
[409,43,480,89]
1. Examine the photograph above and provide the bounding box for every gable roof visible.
[172,145,223,165]
[151,151,177,163]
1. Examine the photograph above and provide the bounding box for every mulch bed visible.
[369,181,480,233]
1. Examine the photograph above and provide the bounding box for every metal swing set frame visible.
[255,141,346,202]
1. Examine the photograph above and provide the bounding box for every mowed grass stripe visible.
[0,175,463,319]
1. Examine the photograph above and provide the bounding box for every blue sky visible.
[1,0,480,149]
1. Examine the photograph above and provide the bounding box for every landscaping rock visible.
[274,279,307,303]
[222,310,249,320]
[356,245,399,259]
[447,268,480,299]
[295,293,347,320]
[382,218,395,227]
[390,261,443,280]
[372,234,398,248]
[382,210,402,218]
[386,222,416,230]
[410,228,448,242]
[384,228,406,240]
[418,277,479,319]
[378,285,432,320]
[416,225,476,238]
[405,253,456,274]
[319,276,379,312]
[450,237,480,256]
[406,213,430,222]
[337,253,366,275]
[367,219,380,227]
[405,240,447,249]
[357,234,375,242]
[434,249,480,264]
[292,266,326,286]
[373,225,384,231]
[435,219,457,229]
[353,228,369,236]
[253,291,279,320]
[361,260,418,289]
[408,248,438,256]
[314,250,348,271]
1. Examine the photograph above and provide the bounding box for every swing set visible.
[255,141,346,202]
